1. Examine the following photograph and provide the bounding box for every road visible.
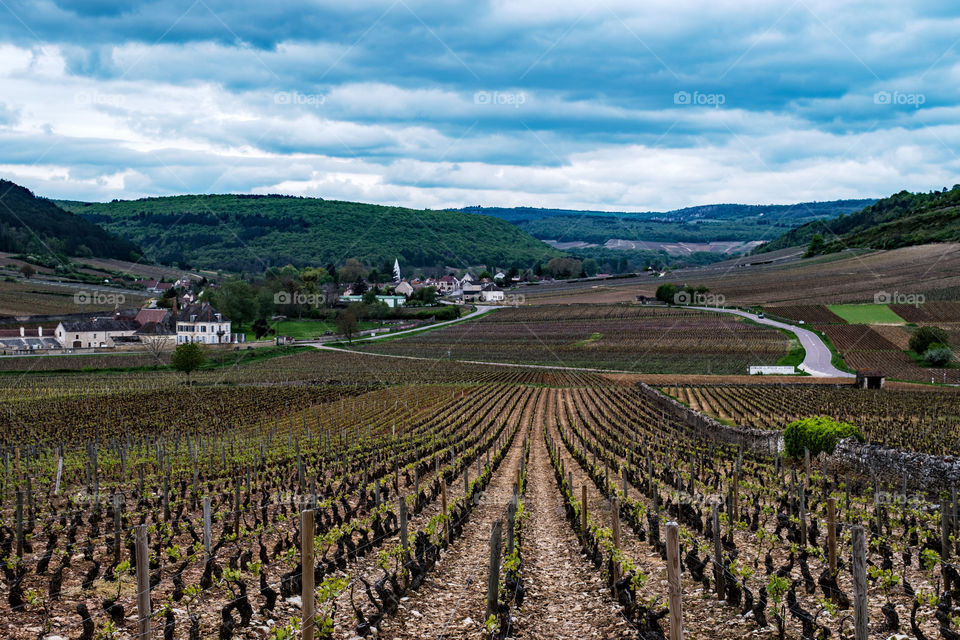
[309,304,494,346]
[312,302,853,378]
[689,306,855,378]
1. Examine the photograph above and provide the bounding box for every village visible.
[0,262,517,355]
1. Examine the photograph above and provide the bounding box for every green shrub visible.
[922,344,953,367]
[783,416,864,459]
[909,326,949,354]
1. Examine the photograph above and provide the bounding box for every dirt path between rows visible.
[511,391,631,639]
[377,404,530,638]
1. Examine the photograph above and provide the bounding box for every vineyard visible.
[353,305,790,375]
[0,350,958,639]
[660,383,960,455]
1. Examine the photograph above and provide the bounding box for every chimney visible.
[38,326,42,337]
[19,326,24,337]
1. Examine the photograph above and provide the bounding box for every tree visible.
[655,283,678,304]
[207,279,258,331]
[352,278,368,296]
[252,318,273,339]
[19,264,35,279]
[142,335,171,368]
[338,258,367,284]
[336,307,360,342]
[910,326,949,354]
[171,342,205,385]
[545,257,582,279]
[478,270,493,281]
[804,233,826,257]
[362,288,378,305]
[582,258,598,277]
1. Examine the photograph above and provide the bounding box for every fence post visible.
[712,503,725,599]
[486,520,502,621]
[302,509,315,640]
[851,525,868,640]
[135,524,151,640]
[666,521,684,640]
[203,496,212,559]
[827,497,837,575]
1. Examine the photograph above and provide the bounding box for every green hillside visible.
[757,186,960,254]
[59,194,562,272]
[463,199,875,244]
[0,180,141,262]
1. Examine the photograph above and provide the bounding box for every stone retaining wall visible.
[638,381,960,491]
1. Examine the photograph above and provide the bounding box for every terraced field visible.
[352,305,790,375]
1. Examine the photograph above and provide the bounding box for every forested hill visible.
[0,179,141,261]
[757,186,960,254]
[461,199,875,245]
[59,194,561,272]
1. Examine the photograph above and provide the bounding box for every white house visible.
[175,302,233,344]
[480,284,505,302]
[56,317,138,349]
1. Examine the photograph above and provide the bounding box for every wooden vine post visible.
[486,520,502,621]
[302,509,316,640]
[666,521,684,640]
[399,497,409,557]
[851,525,868,640]
[827,497,837,574]
[581,485,588,536]
[712,503,725,599]
[441,482,450,544]
[135,524,151,639]
[202,496,212,559]
[611,496,621,596]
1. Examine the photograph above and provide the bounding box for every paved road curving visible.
[689,306,855,378]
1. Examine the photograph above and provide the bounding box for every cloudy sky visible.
[0,0,958,211]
